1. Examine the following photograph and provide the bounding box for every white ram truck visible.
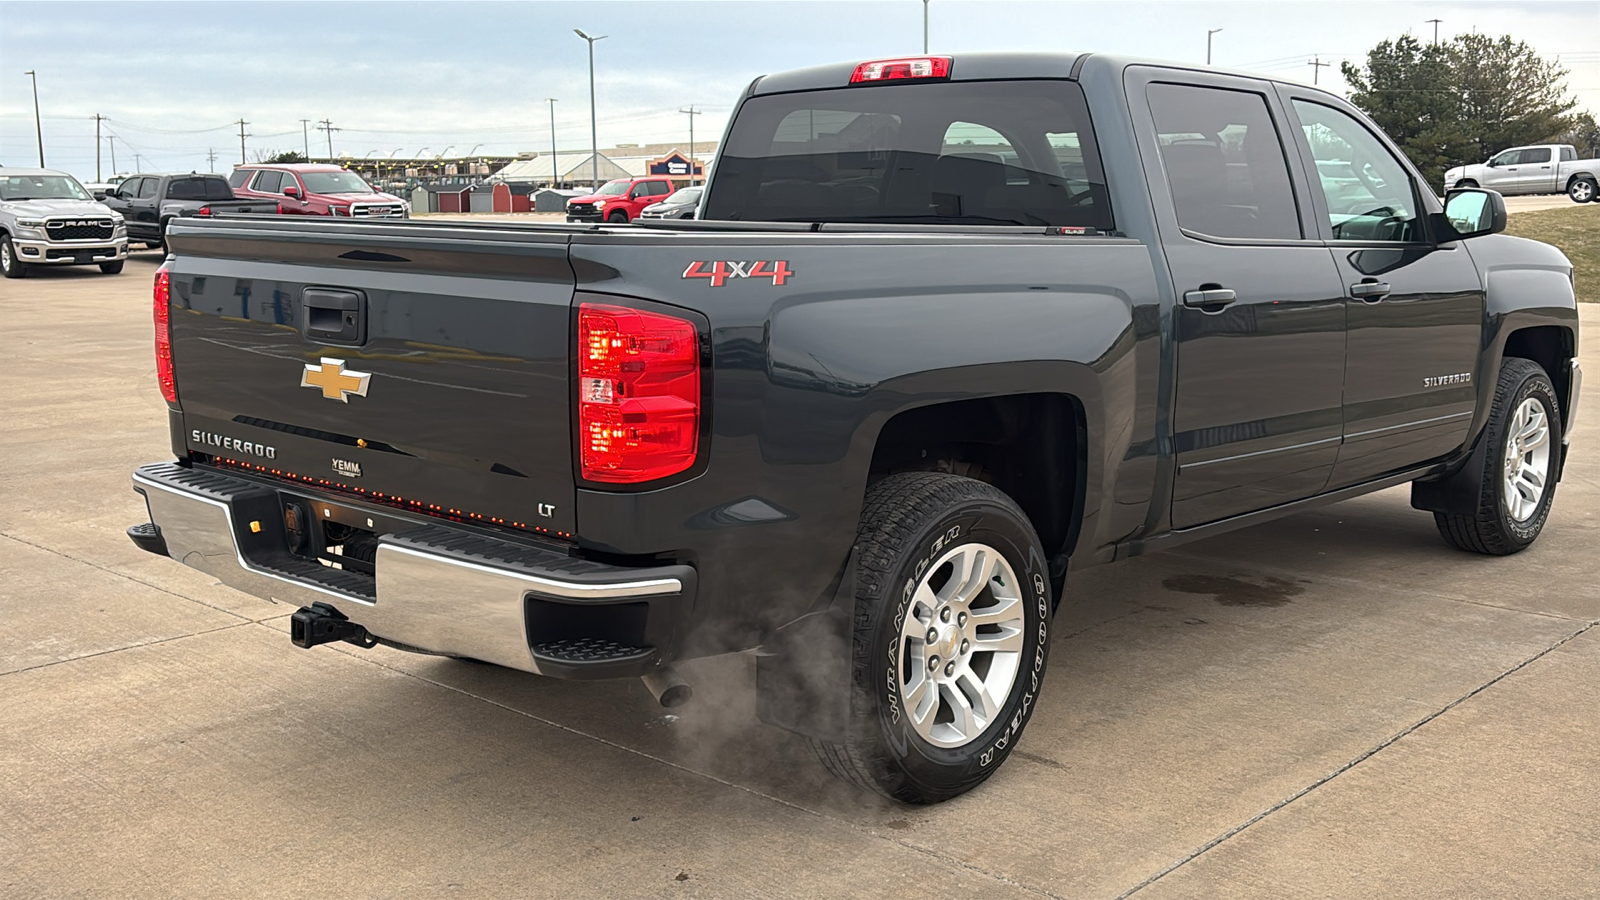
[0,167,129,277]
[1443,144,1599,203]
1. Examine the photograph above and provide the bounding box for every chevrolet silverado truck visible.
[100,173,279,249]
[1443,143,1600,203]
[566,176,677,223]
[0,167,128,277]
[128,53,1581,804]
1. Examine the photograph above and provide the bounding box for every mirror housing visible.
[93,191,107,200]
[1439,188,1507,241]
[283,185,301,198]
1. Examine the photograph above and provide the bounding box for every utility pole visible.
[317,119,339,159]
[25,70,44,166]
[680,107,701,185]
[1307,56,1330,85]
[575,29,607,189]
[206,148,217,173]
[134,152,143,173]
[923,0,930,53]
[1207,28,1223,65]
[237,119,250,164]
[300,118,311,158]
[545,98,559,188]
[93,114,107,181]
[107,135,117,176]
[1426,18,1442,45]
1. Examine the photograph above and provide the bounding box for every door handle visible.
[1182,288,1236,308]
[1350,280,1391,300]
[302,288,366,344]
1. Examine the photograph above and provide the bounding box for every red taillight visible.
[849,56,951,84]
[153,267,177,403]
[198,205,211,216]
[577,302,700,483]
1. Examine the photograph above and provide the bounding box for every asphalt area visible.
[2,249,1597,898]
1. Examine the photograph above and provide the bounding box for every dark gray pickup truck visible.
[128,52,1581,803]
[100,173,278,248]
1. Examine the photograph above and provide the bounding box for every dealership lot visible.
[2,251,1596,898]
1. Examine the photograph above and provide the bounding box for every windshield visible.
[595,181,631,196]
[703,80,1112,229]
[0,174,92,202]
[300,172,375,194]
[665,186,703,205]
[166,177,235,201]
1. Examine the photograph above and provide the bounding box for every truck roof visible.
[750,51,1344,102]
[234,163,349,172]
[0,167,73,178]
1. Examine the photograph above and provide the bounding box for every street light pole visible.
[24,70,44,166]
[1426,18,1443,45]
[923,0,930,54]
[546,98,559,188]
[1207,28,1223,66]
[300,119,311,158]
[107,135,117,176]
[575,29,608,189]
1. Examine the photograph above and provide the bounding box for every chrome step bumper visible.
[130,462,693,677]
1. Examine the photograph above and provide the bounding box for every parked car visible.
[639,185,703,219]
[1443,144,1600,202]
[230,164,408,218]
[131,52,1579,804]
[566,176,675,223]
[101,173,280,248]
[0,167,128,277]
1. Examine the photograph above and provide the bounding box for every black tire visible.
[1,235,28,279]
[1455,179,1478,189]
[607,209,629,223]
[808,472,1053,804]
[1568,177,1597,204]
[1434,358,1562,555]
[99,260,125,274]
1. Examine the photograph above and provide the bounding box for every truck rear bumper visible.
[130,462,694,679]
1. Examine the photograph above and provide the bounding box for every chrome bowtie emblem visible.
[301,357,371,402]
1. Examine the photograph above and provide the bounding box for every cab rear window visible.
[705,79,1112,229]
[166,177,234,201]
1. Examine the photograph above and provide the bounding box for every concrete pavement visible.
[1,249,1596,898]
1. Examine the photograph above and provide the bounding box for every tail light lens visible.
[578,302,700,483]
[153,267,177,404]
[197,205,211,216]
[849,56,951,84]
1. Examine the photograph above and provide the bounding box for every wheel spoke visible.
[967,593,1022,628]
[973,624,1025,655]
[904,675,937,727]
[942,682,978,738]
[945,547,996,605]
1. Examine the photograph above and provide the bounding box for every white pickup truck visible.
[1444,144,1599,203]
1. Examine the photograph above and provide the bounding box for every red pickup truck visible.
[229,163,408,218]
[565,177,676,223]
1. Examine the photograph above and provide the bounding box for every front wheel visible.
[1569,178,1597,204]
[1,236,27,279]
[1455,179,1478,190]
[1434,358,1562,555]
[99,260,125,274]
[607,209,629,223]
[808,472,1053,804]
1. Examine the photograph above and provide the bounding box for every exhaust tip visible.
[641,667,692,708]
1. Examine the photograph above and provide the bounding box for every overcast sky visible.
[2,0,1596,180]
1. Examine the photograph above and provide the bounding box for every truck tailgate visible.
[165,223,578,538]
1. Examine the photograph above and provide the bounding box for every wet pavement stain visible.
[1162,574,1305,607]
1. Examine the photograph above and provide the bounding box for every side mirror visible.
[283,185,301,198]
[94,191,108,200]
[1441,188,1506,240]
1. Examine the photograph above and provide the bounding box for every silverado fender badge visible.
[301,357,372,402]
[683,260,794,287]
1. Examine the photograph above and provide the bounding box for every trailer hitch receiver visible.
[290,602,378,649]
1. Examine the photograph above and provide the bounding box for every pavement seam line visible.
[1112,616,1600,900]
[290,623,1065,900]
[1162,547,1588,622]
[0,530,253,622]
[0,621,255,679]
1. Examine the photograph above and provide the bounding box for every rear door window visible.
[1520,147,1552,164]
[705,79,1112,229]
[1147,83,1301,240]
[252,170,283,193]
[1561,146,1576,162]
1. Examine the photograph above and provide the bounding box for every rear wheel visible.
[1434,358,1562,555]
[808,472,1053,804]
[1569,178,1597,204]
[99,260,125,274]
[1,236,27,279]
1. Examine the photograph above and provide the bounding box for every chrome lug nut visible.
[926,628,939,643]
[928,655,941,671]
[957,612,968,626]
[960,639,970,654]
[944,662,956,677]
[940,607,952,623]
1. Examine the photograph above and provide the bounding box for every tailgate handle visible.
[303,288,366,345]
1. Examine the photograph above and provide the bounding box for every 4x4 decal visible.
[682,260,794,287]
